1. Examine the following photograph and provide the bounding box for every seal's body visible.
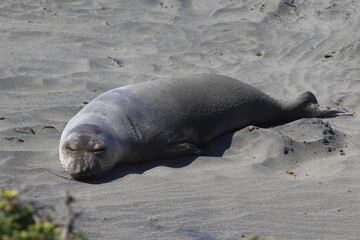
[59,74,347,179]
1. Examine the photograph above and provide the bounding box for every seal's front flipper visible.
[309,104,354,118]
[165,143,202,158]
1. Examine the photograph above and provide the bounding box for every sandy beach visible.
[1,0,360,239]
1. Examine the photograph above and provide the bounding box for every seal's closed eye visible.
[92,147,106,154]
[65,146,75,152]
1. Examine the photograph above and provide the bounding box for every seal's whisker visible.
[46,169,73,180]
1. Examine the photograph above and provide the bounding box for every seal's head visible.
[59,123,120,180]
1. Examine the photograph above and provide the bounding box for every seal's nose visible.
[68,158,101,180]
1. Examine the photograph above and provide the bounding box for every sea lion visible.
[59,73,349,180]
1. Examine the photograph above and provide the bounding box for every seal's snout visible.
[68,157,101,180]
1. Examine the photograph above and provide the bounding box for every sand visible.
[1,0,360,239]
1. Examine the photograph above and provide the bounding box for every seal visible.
[59,73,350,179]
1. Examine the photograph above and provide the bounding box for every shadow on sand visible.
[81,132,235,184]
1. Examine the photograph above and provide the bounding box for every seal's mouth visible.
[67,158,102,180]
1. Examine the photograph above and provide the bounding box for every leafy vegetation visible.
[0,187,88,240]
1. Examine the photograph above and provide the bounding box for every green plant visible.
[0,187,88,240]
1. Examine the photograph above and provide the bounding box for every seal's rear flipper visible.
[309,104,354,118]
[292,91,354,118]
[165,143,202,158]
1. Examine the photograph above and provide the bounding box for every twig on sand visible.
[5,136,25,142]
[15,127,36,134]
[284,0,296,10]
[107,56,124,68]
[60,192,77,239]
